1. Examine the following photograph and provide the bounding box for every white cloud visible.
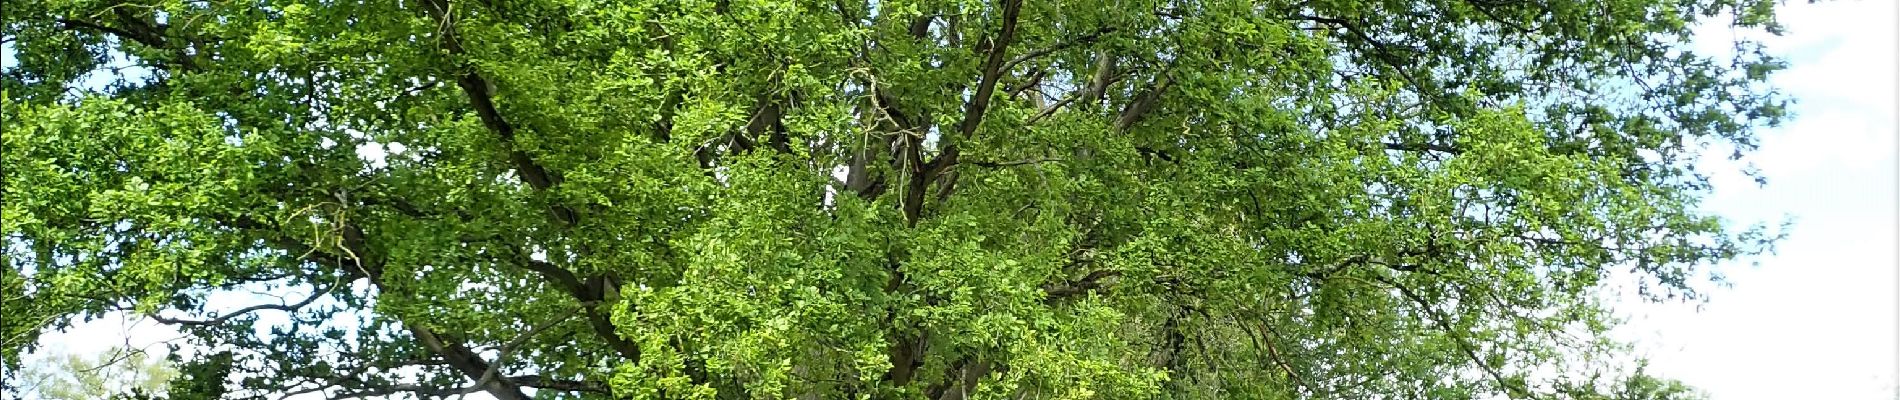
[1617,1,1899,399]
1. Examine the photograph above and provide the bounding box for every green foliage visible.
[156,350,233,400]
[3,0,1787,398]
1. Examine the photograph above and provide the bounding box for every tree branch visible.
[1384,142,1464,154]
[55,19,160,47]
[406,326,530,400]
[148,278,341,326]
[1113,72,1173,132]
[412,1,642,369]
[516,257,643,361]
[1084,51,1118,106]
[1001,26,1116,73]
[54,16,199,70]
[1462,0,1535,35]
[418,0,568,215]
[1257,321,1310,392]
[503,375,609,392]
[329,374,605,400]
[967,157,1066,168]
[1291,14,1447,113]
[1043,270,1121,301]
[1374,275,1539,399]
[332,382,484,399]
[932,358,994,400]
[917,0,1026,223]
[470,312,577,392]
[1024,89,1085,126]
[744,93,791,154]
[953,0,1025,138]
[242,213,529,399]
[274,362,376,399]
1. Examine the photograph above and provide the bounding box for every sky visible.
[11,1,1900,399]
[1608,1,1898,398]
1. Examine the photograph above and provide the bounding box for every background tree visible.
[3,0,1787,398]
[11,346,178,400]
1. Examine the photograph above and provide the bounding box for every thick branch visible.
[745,94,791,154]
[415,0,644,372]
[912,0,1025,224]
[1084,51,1117,106]
[452,73,561,192]
[519,258,643,361]
[419,0,567,206]
[953,0,1025,138]
[407,326,530,400]
[1113,73,1173,132]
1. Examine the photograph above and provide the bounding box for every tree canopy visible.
[2,0,1788,398]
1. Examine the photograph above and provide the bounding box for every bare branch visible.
[1025,89,1085,125]
[149,278,341,327]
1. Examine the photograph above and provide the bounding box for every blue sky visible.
[14,1,1898,399]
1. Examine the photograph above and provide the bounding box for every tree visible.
[13,346,178,400]
[2,0,1788,398]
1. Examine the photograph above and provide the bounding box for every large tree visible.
[2,0,1788,398]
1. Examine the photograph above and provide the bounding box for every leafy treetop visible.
[2,0,1786,398]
